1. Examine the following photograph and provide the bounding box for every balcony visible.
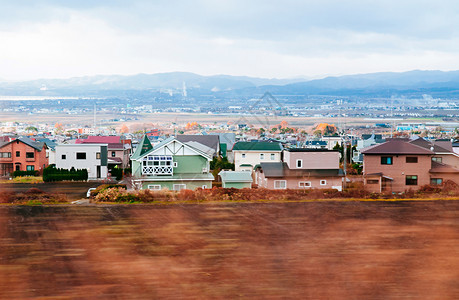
[0,157,12,162]
[26,158,36,162]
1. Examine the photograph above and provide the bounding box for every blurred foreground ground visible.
[0,201,458,299]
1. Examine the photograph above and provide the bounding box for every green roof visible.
[131,135,153,160]
[218,171,253,183]
[232,141,282,151]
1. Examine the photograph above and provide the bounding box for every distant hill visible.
[1,70,459,98]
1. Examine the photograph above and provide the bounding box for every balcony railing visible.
[0,157,13,162]
[26,158,35,162]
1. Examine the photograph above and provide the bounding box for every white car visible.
[86,188,97,198]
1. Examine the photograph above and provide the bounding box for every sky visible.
[1,0,459,80]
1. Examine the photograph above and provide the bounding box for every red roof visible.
[362,139,434,155]
[76,136,121,144]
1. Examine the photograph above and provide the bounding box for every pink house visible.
[362,138,459,193]
[255,149,344,190]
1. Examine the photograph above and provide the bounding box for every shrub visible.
[43,165,88,182]
[12,170,39,177]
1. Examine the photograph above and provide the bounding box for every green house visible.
[131,136,214,191]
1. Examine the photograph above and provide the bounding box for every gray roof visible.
[0,137,46,151]
[209,132,236,148]
[258,162,344,178]
[176,135,220,153]
[185,141,215,157]
[218,171,253,183]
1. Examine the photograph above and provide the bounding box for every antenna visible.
[93,103,97,135]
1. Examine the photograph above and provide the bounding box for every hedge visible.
[12,170,39,177]
[43,165,88,182]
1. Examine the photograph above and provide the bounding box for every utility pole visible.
[93,103,97,135]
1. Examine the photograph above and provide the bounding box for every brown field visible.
[0,201,458,299]
[0,110,392,128]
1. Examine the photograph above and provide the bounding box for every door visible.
[97,166,101,178]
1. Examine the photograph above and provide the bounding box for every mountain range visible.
[1,70,459,98]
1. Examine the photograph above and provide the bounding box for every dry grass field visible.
[0,201,458,299]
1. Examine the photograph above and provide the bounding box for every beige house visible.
[232,142,283,172]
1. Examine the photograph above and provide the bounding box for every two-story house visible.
[55,144,108,179]
[232,141,283,172]
[130,136,214,191]
[362,139,459,193]
[0,137,48,176]
[255,148,344,190]
[76,136,131,169]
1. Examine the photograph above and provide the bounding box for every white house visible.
[55,144,108,180]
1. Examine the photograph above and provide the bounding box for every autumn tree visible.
[119,124,129,134]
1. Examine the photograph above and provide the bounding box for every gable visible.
[136,139,211,160]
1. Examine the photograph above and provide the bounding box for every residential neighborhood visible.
[0,128,458,194]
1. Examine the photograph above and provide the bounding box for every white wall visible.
[55,144,108,179]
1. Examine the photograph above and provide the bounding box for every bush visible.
[91,184,127,197]
[43,165,88,182]
[12,170,39,177]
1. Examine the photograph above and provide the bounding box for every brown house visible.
[0,137,48,176]
[362,139,459,193]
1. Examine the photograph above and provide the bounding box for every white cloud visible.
[1,1,459,80]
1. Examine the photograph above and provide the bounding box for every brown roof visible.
[429,161,459,174]
[409,137,453,153]
[362,139,434,155]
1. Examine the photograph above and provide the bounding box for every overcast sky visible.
[1,0,459,80]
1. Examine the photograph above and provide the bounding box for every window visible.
[299,181,311,188]
[260,153,264,159]
[366,179,379,184]
[26,165,34,171]
[271,153,275,160]
[142,155,173,175]
[406,157,418,163]
[274,180,286,189]
[296,159,303,168]
[26,152,34,159]
[111,151,116,157]
[432,157,442,163]
[148,185,161,190]
[173,184,186,191]
[61,154,66,160]
[0,152,11,158]
[202,185,208,189]
[76,152,87,160]
[15,151,20,157]
[320,180,327,186]
[96,152,101,159]
[430,178,443,185]
[241,153,246,158]
[381,156,393,165]
[406,175,418,186]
